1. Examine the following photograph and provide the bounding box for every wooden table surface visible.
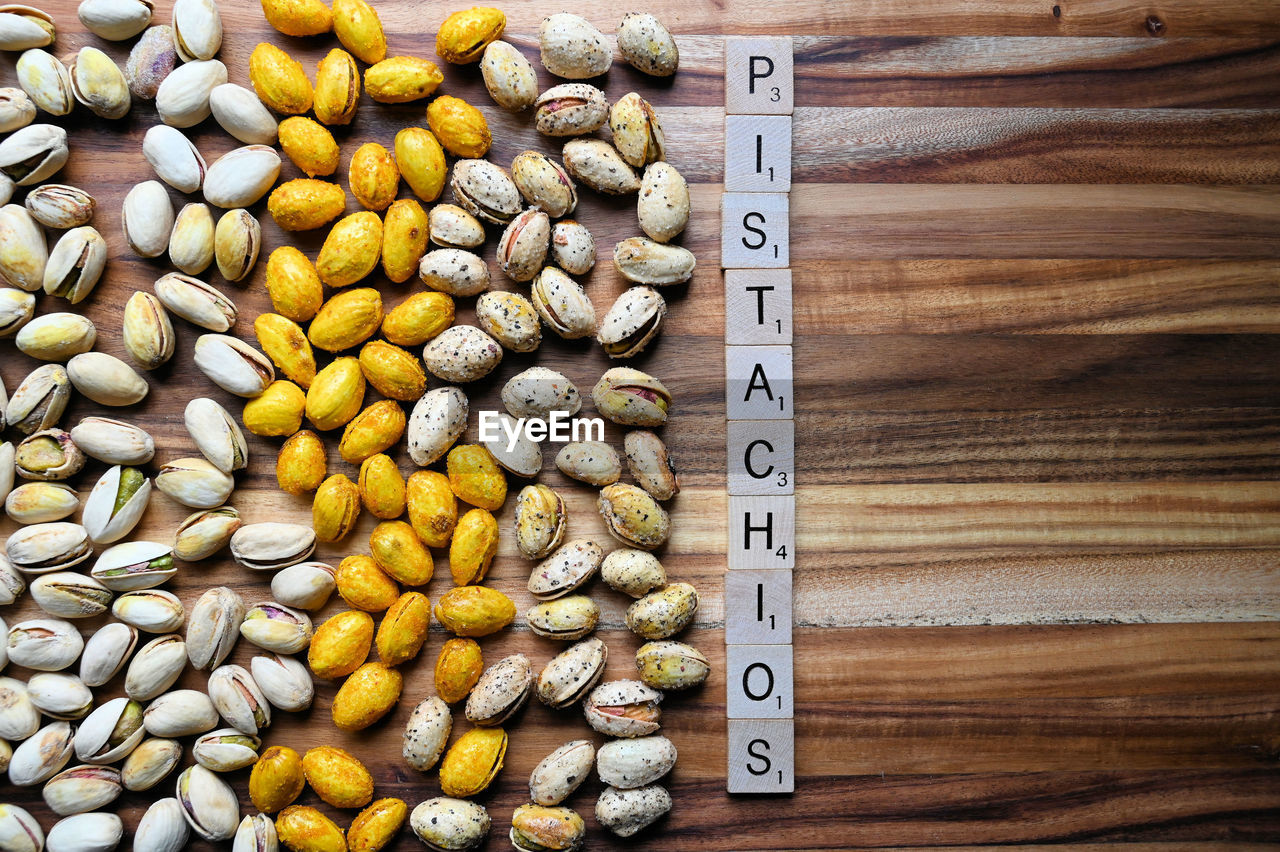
[4,1,1280,850]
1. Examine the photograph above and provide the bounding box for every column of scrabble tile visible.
[722,35,795,795]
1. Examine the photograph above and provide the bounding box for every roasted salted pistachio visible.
[250,654,313,713]
[193,334,274,398]
[532,266,595,340]
[438,726,507,798]
[185,397,248,473]
[230,522,317,571]
[497,208,550,282]
[209,82,278,145]
[535,637,606,709]
[68,45,131,120]
[465,653,532,725]
[424,325,503,384]
[592,367,670,427]
[527,539,604,600]
[122,291,176,369]
[79,623,138,688]
[509,804,585,852]
[154,272,235,331]
[123,634,187,700]
[0,124,68,184]
[113,589,185,634]
[45,226,108,304]
[427,203,484,249]
[583,679,662,738]
[597,734,677,789]
[617,12,679,76]
[437,6,504,63]
[480,40,536,110]
[30,573,112,620]
[539,13,609,79]
[514,483,567,560]
[434,637,483,705]
[450,158,520,225]
[172,0,222,62]
[154,457,233,509]
[624,429,681,500]
[5,363,71,436]
[15,311,96,361]
[403,695,452,772]
[74,696,145,764]
[0,204,48,293]
[26,183,94,229]
[213,208,261,282]
[527,595,599,640]
[4,482,78,524]
[174,506,241,562]
[198,143,281,210]
[186,586,244,671]
[599,286,666,359]
[529,740,595,806]
[365,55,443,102]
[2,5,55,49]
[14,428,85,481]
[555,441,621,486]
[142,689,218,738]
[271,560,336,611]
[5,522,92,575]
[121,737,182,791]
[175,764,239,840]
[535,83,607,136]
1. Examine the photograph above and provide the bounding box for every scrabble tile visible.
[725,36,794,115]
[725,115,792,192]
[721,193,789,269]
[726,569,792,644]
[725,269,792,345]
[728,495,796,571]
[728,420,794,496]
[726,345,793,420]
[728,719,794,793]
[727,644,793,719]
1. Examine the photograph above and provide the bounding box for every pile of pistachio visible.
[1,0,708,849]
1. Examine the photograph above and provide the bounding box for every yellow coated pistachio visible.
[314,48,360,126]
[243,379,307,437]
[302,745,374,808]
[339,399,406,464]
[358,453,406,519]
[426,95,491,158]
[448,508,498,585]
[260,0,333,36]
[364,56,442,103]
[266,246,325,322]
[380,199,429,283]
[369,519,433,585]
[305,356,365,431]
[335,554,400,612]
[436,6,505,64]
[358,339,425,401]
[446,444,507,511]
[394,127,446,202]
[316,213,383,288]
[308,609,374,679]
[278,429,327,495]
[349,142,399,211]
[332,0,386,64]
[313,473,360,542]
[347,798,408,852]
[406,469,457,548]
[276,806,347,852]
[309,287,383,352]
[268,179,346,232]
[434,585,515,637]
[438,726,507,797]
[332,660,402,731]
[278,116,340,177]
[434,637,483,704]
[375,591,431,666]
[250,42,314,115]
[255,313,317,388]
[381,291,454,346]
[250,745,305,813]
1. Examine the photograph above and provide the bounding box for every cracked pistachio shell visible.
[209,82,278,145]
[123,634,187,700]
[598,483,671,550]
[307,609,373,679]
[77,0,151,40]
[112,588,185,633]
[331,660,402,731]
[624,429,680,500]
[125,25,177,99]
[465,653,531,725]
[261,0,331,36]
[635,640,710,690]
[1,6,54,50]
[25,183,95,229]
[597,734,676,789]
[555,441,621,486]
[529,740,595,806]
[135,797,190,852]
[418,248,489,297]
[434,638,482,705]
[358,453,405,519]
[0,287,36,335]
[601,548,666,598]
[502,366,580,420]
[81,467,153,544]
[497,208,549,283]
[478,412,541,478]
[5,482,78,524]
[156,59,227,127]
[424,326,502,384]
[250,654,313,712]
[332,0,385,64]
[14,429,84,481]
[436,6,504,64]
[334,554,398,613]
[26,671,94,719]
[583,679,662,738]
[153,272,235,332]
[539,13,609,79]
[534,83,608,137]
[121,737,182,791]
[592,366,670,426]
[535,636,606,709]
[203,145,281,209]
[78,622,137,687]
[302,744,374,808]
[365,55,442,103]
[154,457,233,509]
[532,266,595,339]
[15,312,96,361]
[314,47,359,126]
[596,784,671,837]
[168,202,215,275]
[427,203,483,249]
[0,120,64,185]
[438,726,506,798]
[527,539,604,600]
[637,161,689,243]
[625,582,698,640]
[514,483,567,560]
[562,137,640,195]
[511,150,577,219]
[73,696,145,764]
[480,40,535,110]
[316,214,383,289]
[249,744,304,813]
[174,506,241,562]
[143,125,206,193]
[597,286,666,359]
[208,663,271,735]
[6,522,91,575]
[270,560,335,611]
[186,385,262,467]
[410,797,490,851]
[526,595,599,640]
[305,357,365,431]
[278,431,327,496]
[277,116,339,177]
[122,290,175,369]
[68,46,131,120]
[265,246,324,323]
[434,585,514,637]
[172,0,222,62]
[250,42,313,115]
[194,334,275,397]
[450,158,519,225]
[214,208,262,283]
[69,417,153,465]
[9,721,74,785]
[186,585,245,670]
[0,205,47,292]
[312,473,360,543]
[44,226,108,304]
[176,764,240,841]
[609,92,665,168]
[617,12,678,76]
[509,804,585,852]
[240,601,313,655]
[395,126,447,202]
[381,198,429,283]
[14,54,72,117]
[376,591,431,666]
[276,807,344,852]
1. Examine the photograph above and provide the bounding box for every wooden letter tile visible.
[728,495,796,571]
[728,420,794,496]
[721,193,789,269]
[725,569,792,644]
[728,719,795,794]
[726,346,793,420]
[725,36,794,115]
[725,115,792,192]
[725,269,792,345]
[727,644,794,719]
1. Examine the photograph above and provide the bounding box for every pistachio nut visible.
[6,522,91,575]
[635,640,710,691]
[596,734,677,790]
[427,203,484,249]
[534,83,607,137]
[614,236,696,286]
[275,807,345,852]
[537,637,607,709]
[562,138,640,195]
[184,398,248,474]
[356,340,424,402]
[313,473,360,542]
[204,145,282,208]
[68,46,131,119]
[123,633,186,700]
[25,184,95,229]
[527,595,599,641]
[592,366,670,426]
[376,591,431,667]
[1,5,53,49]
[626,582,699,640]
[8,721,73,785]
[78,622,137,688]
[369,519,433,585]
[153,272,235,331]
[0,677,39,741]
[450,158,520,224]
[176,764,240,840]
[498,208,550,282]
[250,42,314,115]
[434,585,515,638]
[30,572,112,620]
[0,205,47,292]
[174,506,241,562]
[447,444,507,511]
[194,334,274,397]
[84,540,166,595]
[382,197,429,283]
[242,379,306,437]
[26,671,93,719]
[331,660,402,731]
[208,663,271,735]
[617,11,678,75]
[264,246,323,323]
[307,610,372,680]
[417,247,489,298]
[260,0,331,36]
[478,412,541,477]
[313,47,359,125]
[625,429,680,499]
[406,469,458,548]
[214,208,262,282]
[539,13,610,79]
[555,441,621,486]
[209,82,278,145]
[598,286,666,359]
[14,53,73,117]
[529,741,595,809]
[250,653,313,712]
[583,679,662,738]
[395,126,447,202]
[427,94,491,158]
[73,696,145,764]
[335,554,399,614]
[480,40,536,110]
[268,177,346,233]
[232,812,277,852]
[347,143,400,212]
[365,55,443,103]
[82,466,152,545]
[410,797,490,852]
[348,798,407,852]
[316,214,383,289]
[358,453,405,519]
[598,483,671,550]
[44,226,108,304]
[637,161,689,243]
[510,150,576,219]
[240,601,313,654]
[154,457,234,509]
[424,325,503,384]
[601,549,666,598]
[306,356,365,431]
[134,797,190,852]
[186,586,245,671]
[532,266,596,339]
[528,539,604,600]
[332,0,385,64]
[436,6,504,64]
[142,124,207,193]
[77,0,151,40]
[5,481,78,523]
[249,744,305,813]
[0,553,19,605]
[514,483,568,559]
[509,804,585,852]
[45,813,124,852]
[596,784,672,837]
[14,312,96,361]
[610,92,666,169]
[303,744,374,808]
[278,431,327,496]
[65,418,149,469]
[171,0,221,62]
[122,289,175,372]
[465,653,532,725]
[65,351,147,408]
[0,287,36,335]
[155,58,227,127]
[112,588,185,633]
[0,87,36,132]
[249,311,316,393]
[339,399,406,464]
[121,737,182,791]
[438,726,507,798]
[126,25,178,99]
[502,366,581,420]
[270,561,335,611]
[167,202,215,275]
[15,429,85,481]
[0,122,68,187]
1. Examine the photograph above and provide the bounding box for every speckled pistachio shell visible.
[418,248,489,297]
[554,441,621,486]
[496,208,549,283]
[427,203,484,249]
[591,367,670,427]
[635,640,710,690]
[596,784,672,837]
[535,636,606,709]
[549,219,594,276]
[513,483,567,560]
[501,366,580,420]
[597,287,666,359]
[534,83,607,136]
[464,653,532,725]
[527,539,604,601]
[402,696,451,773]
[601,548,666,598]
[479,39,535,110]
[582,679,662,738]
[511,150,576,218]
[561,138,639,195]
[613,236,695,286]
[410,797,490,851]
[531,266,595,340]
[406,386,468,466]
[596,734,676,789]
[598,483,671,550]
[526,595,599,641]
[616,12,678,76]
[475,291,541,354]
[477,412,541,478]
[637,161,689,243]
[609,92,666,168]
[538,13,610,79]
[423,325,502,384]
[625,582,699,640]
[450,158,519,225]
[528,740,595,806]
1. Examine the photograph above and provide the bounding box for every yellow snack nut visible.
[250,745,305,814]
[358,453,406,519]
[436,6,505,64]
[376,591,431,666]
[308,609,374,679]
[255,313,317,388]
[434,637,483,704]
[449,507,498,585]
[260,0,333,37]
[313,472,361,542]
[406,469,457,548]
[306,356,366,431]
[317,213,383,288]
[434,585,515,637]
[336,554,400,612]
[332,660,402,731]
[382,291,454,346]
[381,199,429,283]
[278,117,340,177]
[250,42,314,115]
[332,0,386,64]
[314,48,360,126]
[359,339,426,401]
[438,726,507,798]
[349,142,399,211]
[427,95,491,159]
[243,380,307,437]
[278,429,327,495]
[447,444,507,511]
[348,798,407,852]
[266,246,325,322]
[394,127,446,202]
[268,178,346,232]
[365,56,443,103]
[339,399,406,464]
[276,806,346,852]
[309,287,384,352]
[302,745,374,808]
[369,519,433,585]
